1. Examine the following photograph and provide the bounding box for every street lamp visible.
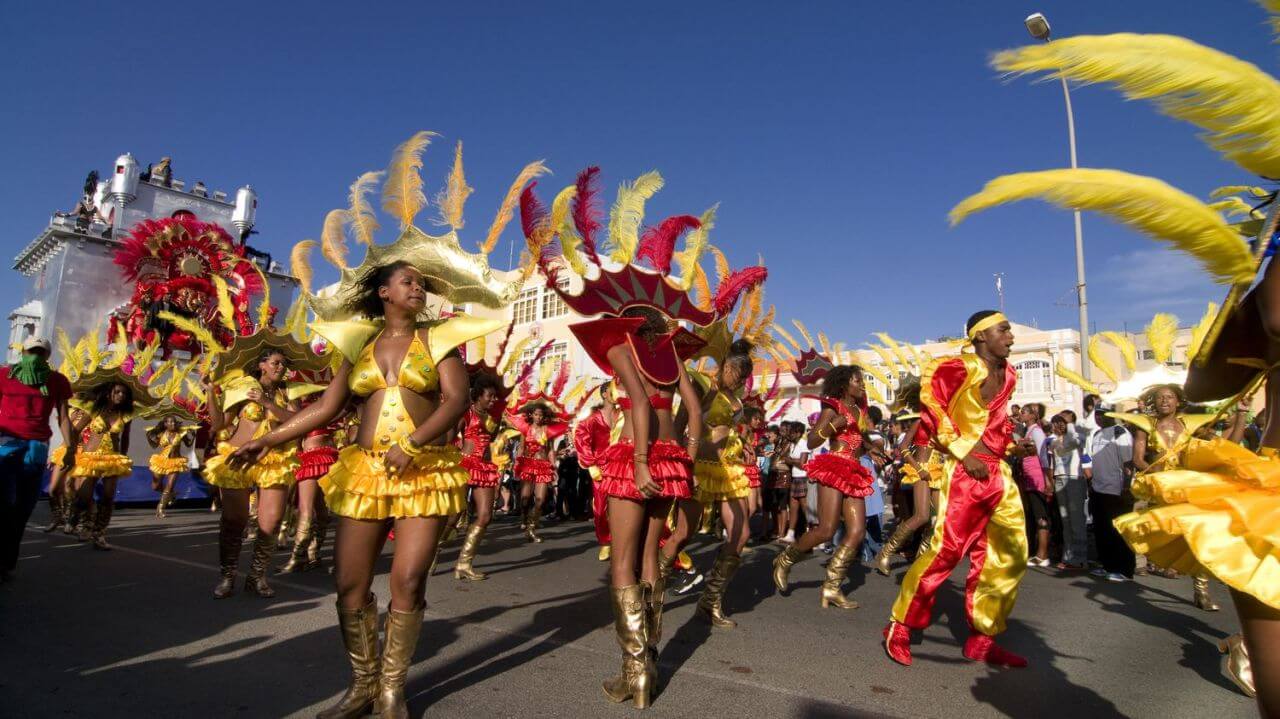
[1025,12,1091,381]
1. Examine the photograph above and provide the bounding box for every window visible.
[518,341,567,378]
[1141,349,1155,361]
[513,288,538,325]
[1015,359,1052,395]
[541,280,569,319]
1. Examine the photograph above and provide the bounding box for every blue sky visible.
[3,1,1272,345]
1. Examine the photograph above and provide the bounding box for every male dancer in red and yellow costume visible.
[574,383,617,561]
[884,310,1029,668]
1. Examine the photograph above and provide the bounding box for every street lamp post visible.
[1026,12,1091,381]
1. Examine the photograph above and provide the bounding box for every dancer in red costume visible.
[575,384,618,561]
[281,391,340,574]
[454,372,504,580]
[509,388,569,542]
[884,310,1029,668]
[772,364,873,609]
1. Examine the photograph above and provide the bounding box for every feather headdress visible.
[1099,331,1138,371]
[347,171,383,246]
[1144,313,1179,366]
[1186,302,1218,364]
[951,168,1256,286]
[1056,363,1103,397]
[1088,335,1120,384]
[991,33,1280,178]
[482,160,550,255]
[382,131,436,230]
[436,141,472,230]
[606,171,664,263]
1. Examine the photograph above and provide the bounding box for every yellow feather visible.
[158,311,224,353]
[1099,331,1138,371]
[186,377,206,405]
[132,338,161,377]
[866,384,885,405]
[436,141,472,230]
[499,336,535,376]
[320,209,350,270]
[875,333,914,372]
[869,344,900,378]
[860,362,892,389]
[1056,364,1102,397]
[347,171,382,245]
[211,275,238,333]
[85,324,105,369]
[607,171,664,263]
[482,160,550,254]
[675,205,717,291]
[283,295,307,341]
[817,332,832,356]
[474,334,487,365]
[991,34,1280,177]
[1088,335,1119,384]
[1145,313,1179,365]
[1207,197,1261,219]
[772,323,802,353]
[1186,302,1219,364]
[550,184,587,275]
[290,240,316,294]
[754,306,776,345]
[950,168,1256,285]
[537,353,554,389]
[382,130,437,230]
[710,245,730,287]
[55,328,76,371]
[774,343,796,362]
[250,262,272,330]
[1210,184,1270,199]
[1263,0,1280,38]
[102,321,129,370]
[692,263,713,311]
[905,343,923,371]
[148,359,176,394]
[791,320,814,349]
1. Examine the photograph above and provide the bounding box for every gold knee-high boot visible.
[279,517,315,574]
[61,493,77,534]
[820,545,859,610]
[524,508,543,543]
[454,523,489,581]
[772,545,805,592]
[373,604,425,719]
[43,491,64,532]
[317,596,382,719]
[1193,575,1220,612]
[213,518,244,598]
[697,550,742,629]
[91,501,114,551]
[244,530,278,597]
[1218,633,1256,698]
[155,488,173,519]
[308,513,329,571]
[645,575,666,681]
[874,522,915,576]
[74,501,95,542]
[657,551,676,582]
[602,583,651,709]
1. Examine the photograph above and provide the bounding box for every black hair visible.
[1143,383,1185,411]
[523,402,551,421]
[470,371,503,401]
[724,339,754,378]
[742,405,764,421]
[966,309,1001,337]
[867,405,883,425]
[92,381,135,414]
[348,260,422,319]
[247,349,289,381]
[1024,402,1045,420]
[1083,393,1100,411]
[621,306,669,346]
[821,364,862,398]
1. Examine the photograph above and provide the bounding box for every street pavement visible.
[0,504,1258,719]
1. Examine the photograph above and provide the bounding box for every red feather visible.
[572,166,603,266]
[768,397,795,422]
[520,183,559,285]
[514,341,555,388]
[712,266,768,316]
[549,358,571,399]
[636,215,700,275]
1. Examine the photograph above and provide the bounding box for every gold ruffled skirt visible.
[204,442,298,490]
[1114,438,1280,610]
[693,459,750,503]
[48,445,70,468]
[69,450,132,479]
[149,455,188,476]
[320,444,468,520]
[899,460,944,490]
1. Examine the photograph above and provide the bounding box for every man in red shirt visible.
[0,337,75,580]
[573,385,617,561]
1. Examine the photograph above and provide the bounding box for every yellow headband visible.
[967,312,1008,340]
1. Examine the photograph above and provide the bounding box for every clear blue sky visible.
[3,1,1271,345]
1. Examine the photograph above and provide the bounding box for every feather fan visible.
[1145,313,1179,365]
[606,171,664,263]
[1099,331,1138,371]
[436,141,472,229]
[991,34,1280,178]
[211,276,238,333]
[482,160,550,254]
[1056,364,1103,397]
[382,131,436,230]
[1087,335,1119,384]
[950,168,1256,285]
[637,215,701,275]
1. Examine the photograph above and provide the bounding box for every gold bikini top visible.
[350,331,439,397]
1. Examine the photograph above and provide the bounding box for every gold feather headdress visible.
[306,132,539,322]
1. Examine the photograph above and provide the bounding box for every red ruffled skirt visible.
[599,439,692,501]
[804,452,874,498]
[744,463,761,489]
[462,454,501,487]
[515,456,555,484]
[296,446,340,482]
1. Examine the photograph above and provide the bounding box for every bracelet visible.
[634,454,649,464]
[397,435,425,457]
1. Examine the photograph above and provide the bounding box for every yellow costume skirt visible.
[320,444,468,520]
[69,450,132,479]
[48,445,71,468]
[899,461,944,490]
[1114,438,1280,610]
[693,459,750,503]
[149,455,188,476]
[203,442,298,490]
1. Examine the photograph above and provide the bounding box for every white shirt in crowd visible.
[790,439,809,478]
[1050,430,1082,477]
[1086,425,1132,496]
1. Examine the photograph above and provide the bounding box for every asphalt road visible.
[0,504,1257,719]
